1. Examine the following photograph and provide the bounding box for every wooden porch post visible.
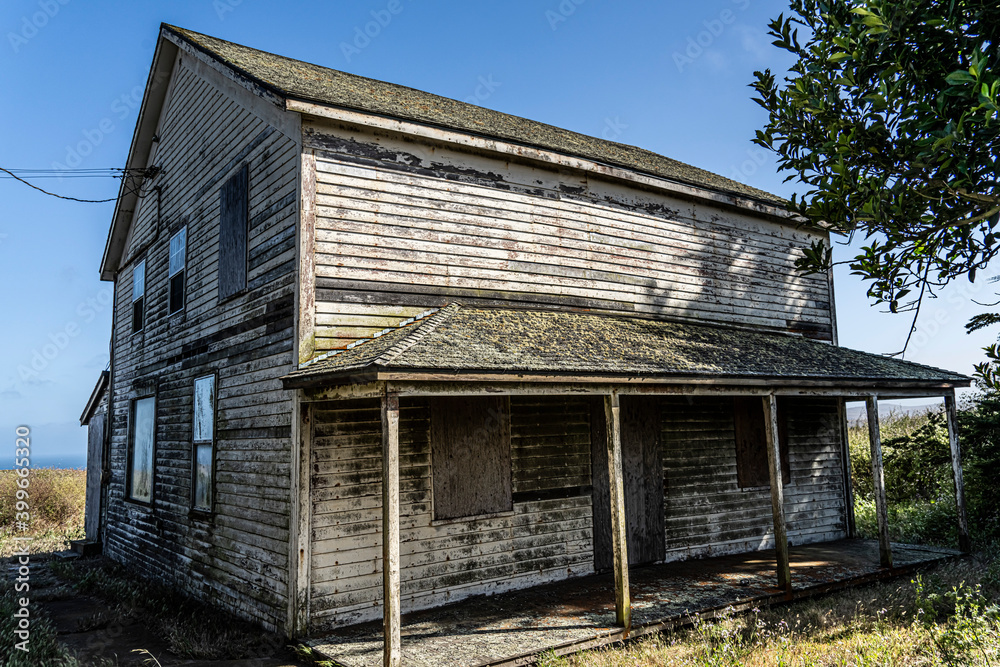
[944,392,972,553]
[865,396,893,568]
[604,393,631,629]
[837,399,856,538]
[382,392,401,667]
[763,395,791,592]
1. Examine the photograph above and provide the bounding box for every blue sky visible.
[1,0,993,467]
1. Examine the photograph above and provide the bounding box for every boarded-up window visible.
[168,227,186,314]
[192,375,215,511]
[733,397,790,489]
[219,165,248,300]
[129,396,155,502]
[430,396,512,520]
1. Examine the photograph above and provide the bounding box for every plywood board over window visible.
[219,164,248,301]
[733,396,790,488]
[430,396,512,520]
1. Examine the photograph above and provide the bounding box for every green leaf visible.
[946,71,977,85]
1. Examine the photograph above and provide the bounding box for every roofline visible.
[100,28,179,281]
[80,370,110,426]
[160,25,809,227]
[282,367,970,392]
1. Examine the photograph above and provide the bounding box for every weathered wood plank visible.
[944,393,972,553]
[865,396,893,568]
[382,392,401,667]
[604,393,631,629]
[763,395,791,592]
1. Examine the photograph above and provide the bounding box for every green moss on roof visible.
[163,24,785,207]
[282,304,970,388]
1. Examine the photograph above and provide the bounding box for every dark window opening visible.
[430,396,512,520]
[733,396,790,489]
[219,165,248,301]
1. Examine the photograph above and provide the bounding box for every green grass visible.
[537,555,1000,666]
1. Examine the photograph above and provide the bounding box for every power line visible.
[0,166,158,203]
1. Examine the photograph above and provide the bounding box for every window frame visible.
[429,396,513,522]
[168,226,186,315]
[131,258,146,334]
[190,373,217,515]
[126,393,156,505]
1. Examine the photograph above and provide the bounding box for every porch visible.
[307,538,961,667]
[282,305,972,665]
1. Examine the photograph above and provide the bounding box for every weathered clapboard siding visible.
[104,49,300,632]
[309,397,594,632]
[302,119,834,353]
[660,397,847,560]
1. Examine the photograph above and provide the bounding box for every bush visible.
[0,468,86,529]
[848,391,1000,548]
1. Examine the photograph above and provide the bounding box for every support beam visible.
[603,393,631,630]
[837,399,856,538]
[381,392,401,667]
[865,396,893,568]
[763,394,791,592]
[944,393,972,553]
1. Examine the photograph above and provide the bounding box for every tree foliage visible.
[752,1,1000,327]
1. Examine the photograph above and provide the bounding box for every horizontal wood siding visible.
[660,397,847,560]
[105,53,299,632]
[309,397,594,632]
[304,120,834,353]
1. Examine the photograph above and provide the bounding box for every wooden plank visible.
[944,392,972,553]
[620,396,665,565]
[604,393,631,629]
[865,396,893,568]
[429,397,512,520]
[298,150,317,363]
[763,395,791,592]
[837,399,856,538]
[382,392,401,667]
[85,412,106,542]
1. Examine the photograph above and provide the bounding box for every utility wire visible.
[0,166,117,203]
[0,166,158,203]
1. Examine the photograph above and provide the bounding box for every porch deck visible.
[308,539,960,667]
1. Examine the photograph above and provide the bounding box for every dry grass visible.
[538,556,1000,667]
[0,468,86,557]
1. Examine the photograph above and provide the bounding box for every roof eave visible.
[99,27,179,281]
[282,366,971,394]
[80,370,110,426]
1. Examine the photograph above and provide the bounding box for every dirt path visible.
[26,555,309,666]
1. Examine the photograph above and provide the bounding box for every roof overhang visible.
[281,304,971,400]
[294,374,966,403]
[80,370,110,426]
[99,30,178,281]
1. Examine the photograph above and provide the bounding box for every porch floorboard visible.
[307,539,960,667]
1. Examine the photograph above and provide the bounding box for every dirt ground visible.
[26,554,309,667]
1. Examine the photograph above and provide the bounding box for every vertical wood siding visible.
[309,397,594,632]
[303,120,834,354]
[661,396,847,560]
[105,53,299,632]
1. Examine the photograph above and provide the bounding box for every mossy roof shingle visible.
[282,304,970,388]
[164,24,785,207]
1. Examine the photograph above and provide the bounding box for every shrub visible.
[0,468,86,529]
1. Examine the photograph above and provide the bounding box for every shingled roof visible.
[282,305,970,389]
[163,24,785,207]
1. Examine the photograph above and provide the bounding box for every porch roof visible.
[282,304,970,391]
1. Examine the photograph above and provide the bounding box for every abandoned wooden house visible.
[86,23,972,665]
